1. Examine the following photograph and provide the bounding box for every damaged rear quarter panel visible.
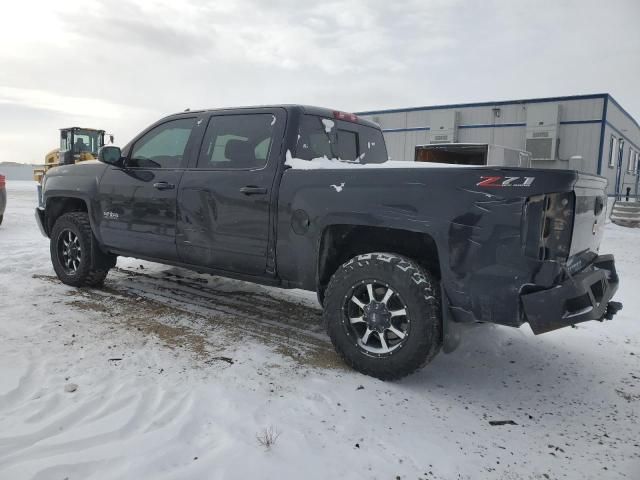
[276,166,577,327]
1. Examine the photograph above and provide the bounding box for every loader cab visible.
[59,127,106,165]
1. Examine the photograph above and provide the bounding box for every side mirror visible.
[98,145,123,166]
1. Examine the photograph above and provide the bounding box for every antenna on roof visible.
[184,108,190,112]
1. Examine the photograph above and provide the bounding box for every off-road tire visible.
[50,212,111,287]
[324,253,442,380]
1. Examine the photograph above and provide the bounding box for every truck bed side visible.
[276,165,580,327]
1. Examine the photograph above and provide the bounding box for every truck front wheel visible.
[324,253,442,380]
[50,212,112,287]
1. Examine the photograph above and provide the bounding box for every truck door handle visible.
[153,182,175,190]
[239,186,268,195]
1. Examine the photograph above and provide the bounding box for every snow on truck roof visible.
[284,151,475,170]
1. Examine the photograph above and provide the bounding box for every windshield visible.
[68,129,104,155]
[295,114,388,163]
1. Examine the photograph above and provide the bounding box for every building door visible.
[635,152,640,197]
[615,139,625,198]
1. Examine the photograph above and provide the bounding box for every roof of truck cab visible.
[165,105,381,129]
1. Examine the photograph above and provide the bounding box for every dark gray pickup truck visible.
[35,105,622,379]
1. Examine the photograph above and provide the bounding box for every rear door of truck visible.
[176,108,286,275]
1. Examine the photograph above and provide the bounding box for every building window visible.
[609,136,617,168]
[635,152,639,175]
[629,149,635,174]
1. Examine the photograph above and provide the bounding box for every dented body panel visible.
[276,165,615,331]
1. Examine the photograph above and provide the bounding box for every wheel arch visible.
[316,224,441,303]
[45,196,91,236]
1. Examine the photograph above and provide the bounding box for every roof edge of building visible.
[606,94,640,131]
[356,93,610,116]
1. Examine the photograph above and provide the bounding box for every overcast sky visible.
[1,0,638,164]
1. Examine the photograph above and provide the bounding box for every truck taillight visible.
[0,174,5,188]
[333,110,358,122]
[524,192,575,262]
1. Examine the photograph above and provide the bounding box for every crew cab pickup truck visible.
[35,105,622,379]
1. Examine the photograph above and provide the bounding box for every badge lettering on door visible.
[476,176,535,187]
[103,211,119,219]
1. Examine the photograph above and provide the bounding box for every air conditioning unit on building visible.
[525,104,560,160]
[428,110,459,144]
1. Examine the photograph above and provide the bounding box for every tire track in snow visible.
[112,267,327,337]
[105,267,338,365]
[35,266,342,370]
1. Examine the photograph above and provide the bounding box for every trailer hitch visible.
[604,301,623,321]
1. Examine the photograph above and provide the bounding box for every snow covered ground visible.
[0,180,638,480]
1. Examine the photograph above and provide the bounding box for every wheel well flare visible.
[317,225,440,295]
[46,197,89,234]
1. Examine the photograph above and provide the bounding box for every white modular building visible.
[357,94,640,197]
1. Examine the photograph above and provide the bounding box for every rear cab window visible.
[294,114,387,164]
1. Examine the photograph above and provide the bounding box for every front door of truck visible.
[177,108,285,276]
[97,117,197,261]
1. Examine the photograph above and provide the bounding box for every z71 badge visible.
[476,176,535,187]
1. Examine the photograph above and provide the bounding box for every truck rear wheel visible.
[50,212,112,287]
[324,253,441,380]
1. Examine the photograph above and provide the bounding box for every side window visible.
[130,118,195,169]
[609,136,617,168]
[197,114,276,169]
[60,133,70,152]
[254,137,272,161]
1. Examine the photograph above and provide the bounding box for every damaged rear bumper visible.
[521,254,621,334]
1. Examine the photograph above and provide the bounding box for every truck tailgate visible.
[569,173,608,260]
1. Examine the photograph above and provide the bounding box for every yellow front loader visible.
[34,127,113,183]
